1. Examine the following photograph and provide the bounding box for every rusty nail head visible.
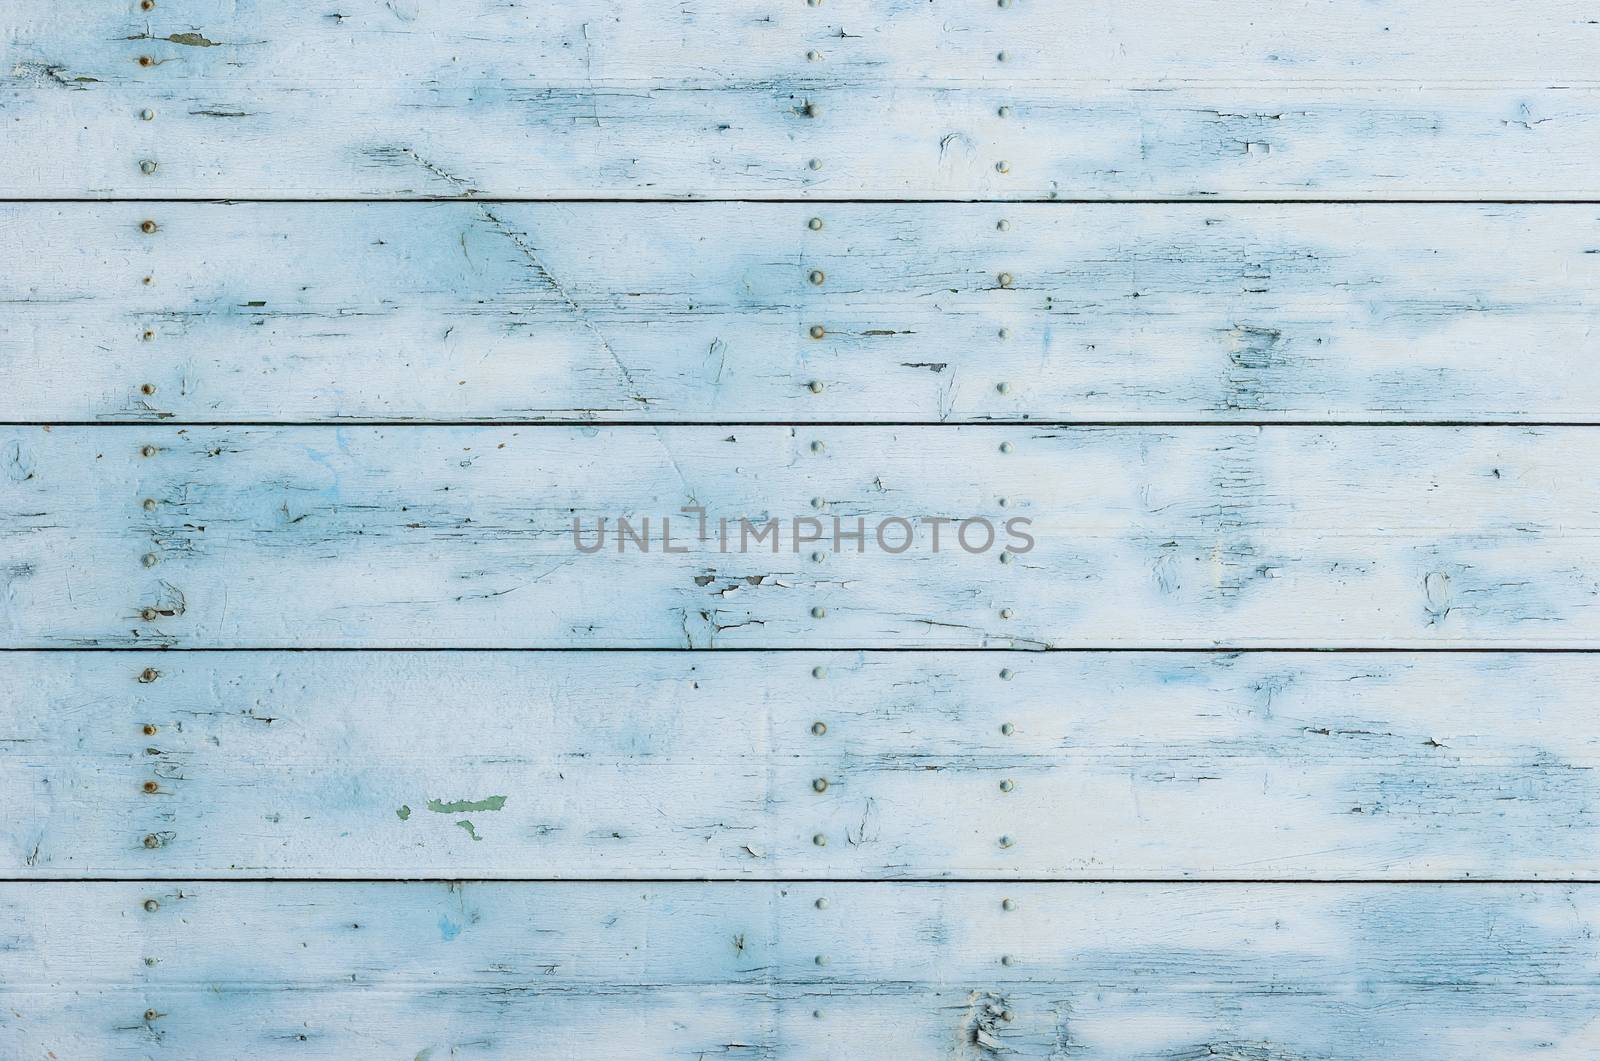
[142,834,161,849]
[141,608,158,621]
[144,1008,159,1021]
[143,498,158,511]
[143,723,158,735]
[813,777,828,792]
[142,275,154,285]
[140,667,159,682]
[141,383,157,395]
[143,780,160,793]
[137,55,154,67]
[141,445,157,457]
[809,324,825,339]
[140,220,158,234]
[142,0,156,9]
[811,721,827,736]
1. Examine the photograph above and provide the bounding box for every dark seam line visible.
[5,646,1600,654]
[5,421,1598,429]
[0,877,1588,885]
[5,197,1600,205]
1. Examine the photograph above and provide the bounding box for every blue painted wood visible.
[3,650,1597,879]
[4,1,1600,197]
[4,0,1596,1051]
[4,882,1599,1058]
[4,203,1599,423]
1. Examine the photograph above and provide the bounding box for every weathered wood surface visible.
[7,2,1600,197]
[3,424,1597,648]
[6,202,1600,423]
[5,881,1600,1058]
[6,650,1599,879]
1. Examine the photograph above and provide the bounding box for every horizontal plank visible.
[14,0,1600,86]
[10,82,1600,199]
[2,425,1598,648]
[6,203,1600,423]
[4,881,1599,1058]
[7,650,1599,879]
[7,1,1600,198]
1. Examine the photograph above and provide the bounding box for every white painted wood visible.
[4,881,1599,1058]
[6,1,1600,197]
[5,202,1599,423]
[2,425,1597,648]
[5,650,1598,879]
[14,0,1600,86]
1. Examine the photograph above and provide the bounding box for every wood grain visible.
[5,650,1598,879]
[5,202,1600,423]
[5,881,1599,1059]
[6,1,1600,197]
[3,424,1596,648]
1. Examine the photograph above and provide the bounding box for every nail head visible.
[813,833,827,846]
[142,553,159,568]
[811,606,826,619]
[995,160,1010,173]
[143,780,160,794]
[999,779,1014,792]
[999,441,1014,454]
[142,834,161,849]
[140,220,158,234]
[140,160,158,175]
[808,269,825,285]
[139,667,160,683]
[144,899,160,912]
[1002,898,1016,911]
[139,108,155,121]
[1000,722,1014,735]
[807,158,823,171]
[808,217,824,231]
[812,666,826,678]
[813,777,829,792]
[809,325,826,339]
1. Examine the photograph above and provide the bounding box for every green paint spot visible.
[396,805,411,821]
[456,820,482,841]
[427,795,507,814]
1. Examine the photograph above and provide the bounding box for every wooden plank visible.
[4,881,1599,1058]
[6,2,1600,197]
[6,202,1600,423]
[13,0,1600,86]
[3,424,1598,648]
[6,650,1600,879]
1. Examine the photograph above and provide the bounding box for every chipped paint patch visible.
[427,795,507,814]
